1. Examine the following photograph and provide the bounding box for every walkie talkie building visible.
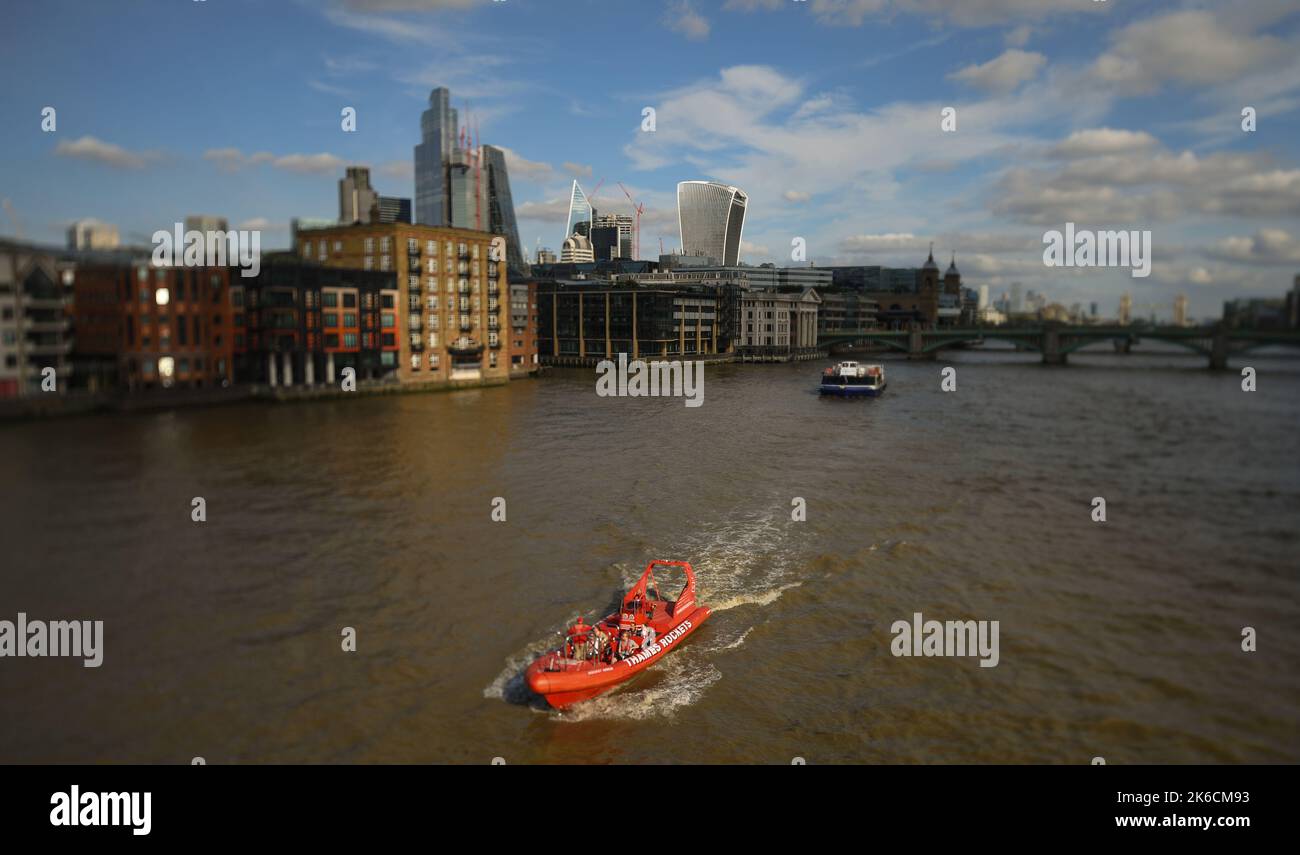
[677,180,748,266]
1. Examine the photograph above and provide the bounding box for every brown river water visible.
[2,346,1298,764]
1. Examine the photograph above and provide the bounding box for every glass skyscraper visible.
[414,88,454,228]
[677,180,748,266]
[414,87,525,274]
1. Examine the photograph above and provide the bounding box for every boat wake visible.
[485,510,806,717]
[557,656,723,722]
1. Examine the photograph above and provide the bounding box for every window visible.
[380,255,390,271]
[325,333,339,347]
[324,313,338,327]
[380,237,390,252]
[333,241,342,253]
[382,333,395,346]
[382,294,395,309]
[426,240,435,255]
[303,241,312,257]
[381,313,395,327]
[426,258,437,274]
[364,238,374,253]
[429,353,440,368]
[364,256,373,270]
[343,332,358,347]
[410,354,421,370]
[323,292,338,307]
[427,295,438,310]
[428,332,438,348]
[407,238,418,253]
[343,293,357,308]
[343,313,357,327]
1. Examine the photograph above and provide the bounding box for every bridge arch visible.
[921,333,1042,353]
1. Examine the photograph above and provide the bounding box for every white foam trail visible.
[709,626,753,652]
[558,658,722,722]
[709,581,803,613]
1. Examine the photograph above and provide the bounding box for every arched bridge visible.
[818,326,1300,368]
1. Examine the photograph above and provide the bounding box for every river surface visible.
[2,345,1298,764]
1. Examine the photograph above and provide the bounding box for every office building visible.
[593,213,633,259]
[376,196,412,225]
[184,215,229,236]
[565,180,595,241]
[560,233,594,264]
[66,219,119,251]
[677,180,747,267]
[737,288,821,358]
[414,87,525,276]
[340,167,379,225]
[508,281,538,377]
[819,292,879,336]
[537,281,735,363]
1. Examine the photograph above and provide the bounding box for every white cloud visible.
[1091,10,1291,93]
[1206,229,1300,265]
[496,146,553,184]
[783,190,811,203]
[54,136,160,170]
[665,1,711,41]
[203,149,342,175]
[1048,128,1159,159]
[725,0,1108,28]
[236,218,288,232]
[563,162,593,179]
[949,49,1046,94]
[1005,24,1033,48]
[270,153,346,175]
[378,160,414,182]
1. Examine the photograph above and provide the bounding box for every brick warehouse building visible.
[72,259,236,390]
[232,255,399,386]
[295,223,511,387]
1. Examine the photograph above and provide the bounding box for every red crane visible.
[618,182,645,260]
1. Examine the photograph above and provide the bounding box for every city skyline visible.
[1,0,1299,318]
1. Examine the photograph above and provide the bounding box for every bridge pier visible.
[1209,332,1229,370]
[1042,329,1067,365]
[907,329,935,360]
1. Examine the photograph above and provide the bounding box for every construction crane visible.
[586,177,605,217]
[1,198,22,239]
[618,182,644,260]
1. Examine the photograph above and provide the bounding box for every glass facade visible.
[676,181,748,266]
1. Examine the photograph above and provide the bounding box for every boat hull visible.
[820,382,886,397]
[526,606,712,708]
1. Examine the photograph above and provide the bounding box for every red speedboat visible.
[527,560,712,708]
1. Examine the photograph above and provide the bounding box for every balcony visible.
[23,317,72,333]
[448,337,483,355]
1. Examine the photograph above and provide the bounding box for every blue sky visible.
[2,0,1299,319]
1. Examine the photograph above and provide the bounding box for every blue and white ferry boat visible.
[819,361,887,397]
